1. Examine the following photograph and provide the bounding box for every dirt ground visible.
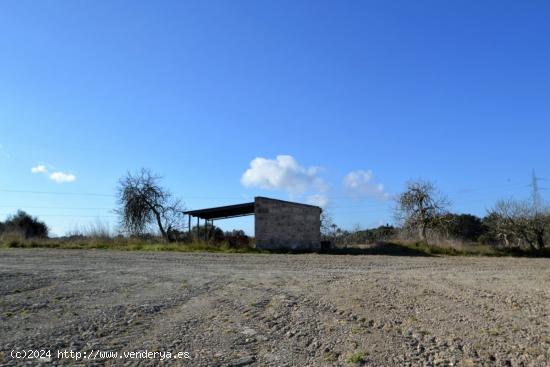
[1,249,550,366]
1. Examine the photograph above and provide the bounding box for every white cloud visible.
[31,165,48,173]
[31,164,76,183]
[49,171,76,183]
[241,155,327,195]
[343,170,390,200]
[307,194,329,208]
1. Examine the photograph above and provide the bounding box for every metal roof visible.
[184,202,255,220]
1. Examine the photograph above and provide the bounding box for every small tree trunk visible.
[419,223,427,243]
[535,230,545,250]
[151,208,168,241]
[503,234,509,248]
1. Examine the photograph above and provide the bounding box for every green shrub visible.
[348,352,366,364]
[1,211,48,238]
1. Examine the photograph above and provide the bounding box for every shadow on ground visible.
[322,242,433,257]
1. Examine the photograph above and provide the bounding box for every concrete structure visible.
[254,197,321,251]
[184,196,322,252]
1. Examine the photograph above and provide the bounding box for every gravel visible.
[1,248,550,366]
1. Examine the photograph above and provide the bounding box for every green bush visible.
[0,211,48,239]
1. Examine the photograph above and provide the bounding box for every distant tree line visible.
[323,178,550,252]
[394,179,550,250]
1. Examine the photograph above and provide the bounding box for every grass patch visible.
[401,241,499,256]
[398,241,550,257]
[326,241,550,257]
[348,351,366,364]
[4,237,550,258]
[323,351,339,362]
[0,238,268,254]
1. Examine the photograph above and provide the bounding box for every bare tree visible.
[320,209,340,243]
[395,180,450,242]
[116,168,185,241]
[320,209,334,237]
[487,199,550,250]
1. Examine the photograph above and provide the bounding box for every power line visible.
[0,205,113,210]
[0,188,250,200]
[0,189,115,197]
[0,213,117,218]
[0,180,541,210]
[0,182,529,199]
[451,183,529,195]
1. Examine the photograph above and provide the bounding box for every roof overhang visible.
[184,202,255,220]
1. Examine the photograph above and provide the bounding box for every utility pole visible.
[531,169,542,214]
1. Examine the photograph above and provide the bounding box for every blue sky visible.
[1,0,549,236]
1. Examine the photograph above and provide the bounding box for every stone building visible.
[254,197,321,251]
[184,196,322,251]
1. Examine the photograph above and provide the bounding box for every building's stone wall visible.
[254,197,321,251]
